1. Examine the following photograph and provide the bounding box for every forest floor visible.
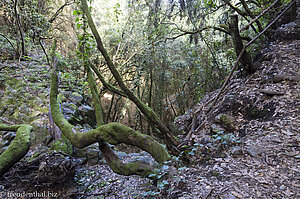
[172,29,300,199]
[0,4,300,199]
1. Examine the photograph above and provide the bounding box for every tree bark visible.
[229,14,255,74]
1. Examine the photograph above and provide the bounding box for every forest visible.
[0,0,299,198]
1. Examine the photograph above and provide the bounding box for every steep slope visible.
[172,7,300,199]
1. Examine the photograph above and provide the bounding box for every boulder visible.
[230,146,243,157]
[215,114,235,131]
[69,92,83,105]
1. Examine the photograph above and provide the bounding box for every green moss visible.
[50,70,170,177]
[0,124,32,176]
[50,139,73,155]
[216,114,235,130]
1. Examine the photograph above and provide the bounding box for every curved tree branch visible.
[165,25,251,42]
[0,33,19,57]
[50,70,171,177]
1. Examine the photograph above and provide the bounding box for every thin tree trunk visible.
[229,14,255,74]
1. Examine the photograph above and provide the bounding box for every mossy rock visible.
[215,114,235,131]
[50,140,73,155]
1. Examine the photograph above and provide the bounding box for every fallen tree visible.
[0,124,32,177]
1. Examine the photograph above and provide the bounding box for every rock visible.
[215,114,235,131]
[274,22,300,41]
[87,148,99,159]
[210,124,226,134]
[3,132,16,143]
[78,105,94,115]
[116,151,128,159]
[86,146,103,165]
[77,105,96,127]
[62,103,77,115]
[74,158,87,165]
[246,146,263,157]
[79,105,95,118]
[69,92,83,105]
[230,146,243,157]
[82,123,93,132]
[74,148,87,158]
[131,156,153,164]
[0,140,9,147]
[0,141,6,149]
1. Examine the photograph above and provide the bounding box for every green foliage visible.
[179,130,240,163]
[143,157,187,198]
[74,169,107,193]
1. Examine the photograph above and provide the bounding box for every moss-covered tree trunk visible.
[50,69,171,177]
[80,0,179,154]
[0,124,32,177]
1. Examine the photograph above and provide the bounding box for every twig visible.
[203,187,214,199]
[0,65,8,71]
[39,38,50,65]
[49,1,74,23]
[0,33,19,56]
[240,0,280,32]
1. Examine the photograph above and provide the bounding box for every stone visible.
[74,148,87,158]
[246,146,263,157]
[74,158,87,165]
[78,105,95,118]
[78,105,96,127]
[82,123,93,131]
[3,132,16,143]
[0,140,9,147]
[69,92,83,105]
[86,147,102,165]
[0,141,6,149]
[87,148,99,159]
[215,114,235,131]
[62,103,77,115]
[131,156,153,164]
[230,146,243,157]
[116,151,128,159]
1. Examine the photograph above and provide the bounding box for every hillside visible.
[172,8,300,199]
[0,1,299,199]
